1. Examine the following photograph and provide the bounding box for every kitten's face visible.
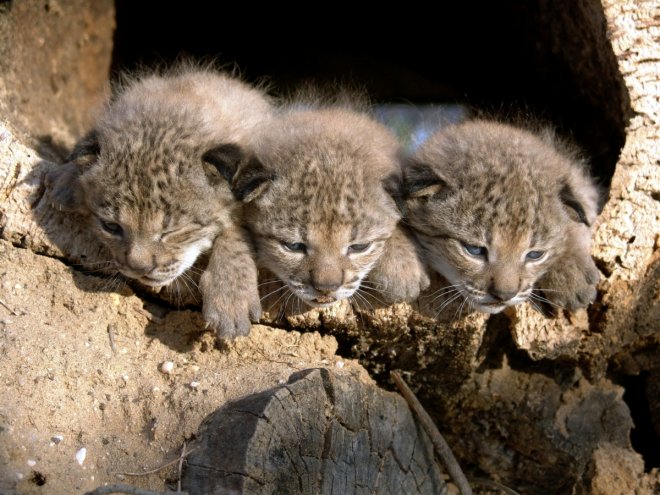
[75,141,232,288]
[81,194,217,287]
[251,214,394,308]
[401,120,602,315]
[404,162,569,314]
[202,109,405,309]
[411,223,563,313]
[221,155,399,308]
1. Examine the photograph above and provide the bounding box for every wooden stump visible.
[182,368,447,495]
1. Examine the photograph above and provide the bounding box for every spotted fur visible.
[46,65,274,338]
[211,102,429,312]
[403,119,601,315]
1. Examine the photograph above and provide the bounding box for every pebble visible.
[189,381,200,389]
[336,361,345,369]
[75,447,87,466]
[51,435,64,444]
[27,459,36,467]
[160,361,174,374]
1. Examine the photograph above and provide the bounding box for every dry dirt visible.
[0,239,368,495]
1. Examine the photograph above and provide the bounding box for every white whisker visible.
[358,280,401,297]
[453,295,469,321]
[269,286,293,317]
[260,284,289,303]
[353,289,375,312]
[281,290,296,318]
[256,278,281,288]
[424,284,462,303]
[432,291,465,319]
[355,285,389,306]
[528,292,565,311]
[179,273,199,305]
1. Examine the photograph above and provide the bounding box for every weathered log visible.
[182,368,447,495]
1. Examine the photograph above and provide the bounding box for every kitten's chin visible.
[121,271,178,289]
[473,302,507,314]
[301,296,339,308]
[138,276,175,288]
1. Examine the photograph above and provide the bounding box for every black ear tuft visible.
[45,162,86,211]
[67,130,101,166]
[403,161,449,199]
[232,156,276,202]
[382,171,405,212]
[560,183,590,226]
[202,143,246,183]
[45,131,100,211]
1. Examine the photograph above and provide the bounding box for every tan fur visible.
[403,119,601,314]
[46,64,273,338]
[227,102,429,312]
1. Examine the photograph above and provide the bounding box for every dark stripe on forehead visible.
[162,213,172,229]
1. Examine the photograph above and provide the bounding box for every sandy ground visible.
[0,239,367,495]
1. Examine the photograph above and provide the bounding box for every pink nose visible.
[124,257,154,276]
[311,272,342,294]
[489,287,517,302]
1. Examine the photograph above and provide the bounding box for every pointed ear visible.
[559,183,590,226]
[67,130,100,166]
[403,160,449,199]
[382,171,405,212]
[202,143,246,183]
[45,162,87,211]
[45,131,100,211]
[232,156,276,202]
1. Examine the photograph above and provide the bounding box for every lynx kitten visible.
[46,65,273,338]
[403,119,601,315]
[204,102,429,313]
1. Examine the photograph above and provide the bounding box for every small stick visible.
[113,448,196,477]
[84,484,187,495]
[107,323,117,353]
[177,441,186,493]
[0,298,18,316]
[390,371,473,495]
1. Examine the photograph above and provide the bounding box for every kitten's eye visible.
[526,250,546,261]
[281,241,307,254]
[348,243,372,254]
[100,220,123,236]
[462,242,487,257]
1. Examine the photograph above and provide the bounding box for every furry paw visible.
[536,254,600,312]
[200,273,262,340]
[367,253,430,304]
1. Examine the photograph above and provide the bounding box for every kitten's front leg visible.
[536,224,600,312]
[200,225,262,339]
[366,224,430,304]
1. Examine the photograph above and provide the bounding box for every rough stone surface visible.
[576,443,655,495]
[0,0,114,149]
[0,238,360,495]
[442,360,635,493]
